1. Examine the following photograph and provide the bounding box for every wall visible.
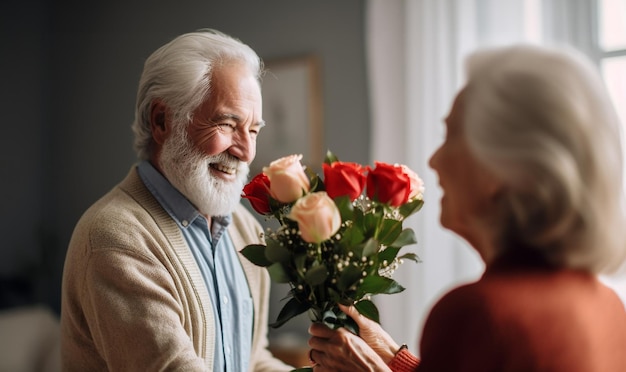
[0,0,370,346]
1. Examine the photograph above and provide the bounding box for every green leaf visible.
[307,169,325,193]
[399,198,424,218]
[319,307,359,333]
[305,264,329,286]
[342,319,359,335]
[340,225,365,248]
[357,276,405,297]
[294,253,308,275]
[334,195,354,222]
[327,287,342,303]
[378,247,401,263]
[265,239,291,263]
[389,228,417,248]
[361,238,379,258]
[337,264,362,291]
[322,309,338,324]
[269,197,290,217]
[267,262,291,283]
[324,149,339,164]
[327,307,358,333]
[240,244,272,267]
[376,219,403,246]
[398,252,421,263]
[363,209,382,234]
[351,205,365,232]
[270,297,311,328]
[354,299,380,323]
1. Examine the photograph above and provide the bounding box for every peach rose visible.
[263,154,311,203]
[288,192,341,243]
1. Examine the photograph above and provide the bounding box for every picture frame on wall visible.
[253,55,323,174]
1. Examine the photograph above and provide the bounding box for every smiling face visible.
[156,61,264,216]
[428,90,502,260]
[188,61,264,168]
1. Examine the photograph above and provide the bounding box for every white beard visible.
[159,123,249,217]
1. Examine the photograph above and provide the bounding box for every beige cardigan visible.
[61,167,292,371]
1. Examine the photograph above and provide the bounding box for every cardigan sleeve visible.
[64,240,208,371]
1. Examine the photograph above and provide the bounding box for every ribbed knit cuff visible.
[387,347,421,372]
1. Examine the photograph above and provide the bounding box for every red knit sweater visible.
[388,263,626,371]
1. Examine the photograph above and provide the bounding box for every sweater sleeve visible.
[69,246,208,371]
[388,347,421,372]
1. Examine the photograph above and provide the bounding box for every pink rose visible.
[288,191,341,243]
[401,165,425,200]
[263,154,311,203]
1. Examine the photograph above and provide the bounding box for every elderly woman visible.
[308,44,626,371]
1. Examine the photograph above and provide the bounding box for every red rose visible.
[323,161,367,201]
[242,173,272,215]
[366,162,411,207]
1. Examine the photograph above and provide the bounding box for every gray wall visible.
[1,0,370,342]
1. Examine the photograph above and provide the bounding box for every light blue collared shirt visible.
[137,161,252,372]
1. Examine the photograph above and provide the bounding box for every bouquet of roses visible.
[241,151,424,336]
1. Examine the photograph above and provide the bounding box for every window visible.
[594,0,626,302]
[595,0,626,154]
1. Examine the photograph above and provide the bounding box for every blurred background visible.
[1,0,624,370]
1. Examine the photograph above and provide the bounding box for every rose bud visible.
[288,191,341,243]
[263,154,311,203]
[242,172,272,215]
[322,161,367,201]
[366,162,412,207]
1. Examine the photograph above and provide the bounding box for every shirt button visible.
[226,346,231,355]
[181,220,189,227]
[223,296,229,304]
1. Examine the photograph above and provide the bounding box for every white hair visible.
[131,29,263,160]
[463,44,626,274]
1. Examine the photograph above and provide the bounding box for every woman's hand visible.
[306,304,400,371]
[337,304,401,363]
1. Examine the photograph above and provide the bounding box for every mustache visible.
[207,152,250,176]
[208,152,241,167]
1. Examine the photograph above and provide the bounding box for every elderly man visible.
[61,29,292,371]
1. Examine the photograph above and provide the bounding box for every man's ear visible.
[150,100,171,145]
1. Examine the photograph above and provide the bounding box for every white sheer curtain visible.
[365,0,620,353]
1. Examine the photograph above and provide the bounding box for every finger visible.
[338,304,364,323]
[308,322,334,337]
[338,303,358,317]
[309,349,328,369]
[313,364,330,372]
[309,349,316,365]
[308,336,329,351]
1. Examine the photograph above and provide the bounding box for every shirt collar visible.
[137,160,203,229]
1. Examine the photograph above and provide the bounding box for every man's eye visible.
[216,123,236,132]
